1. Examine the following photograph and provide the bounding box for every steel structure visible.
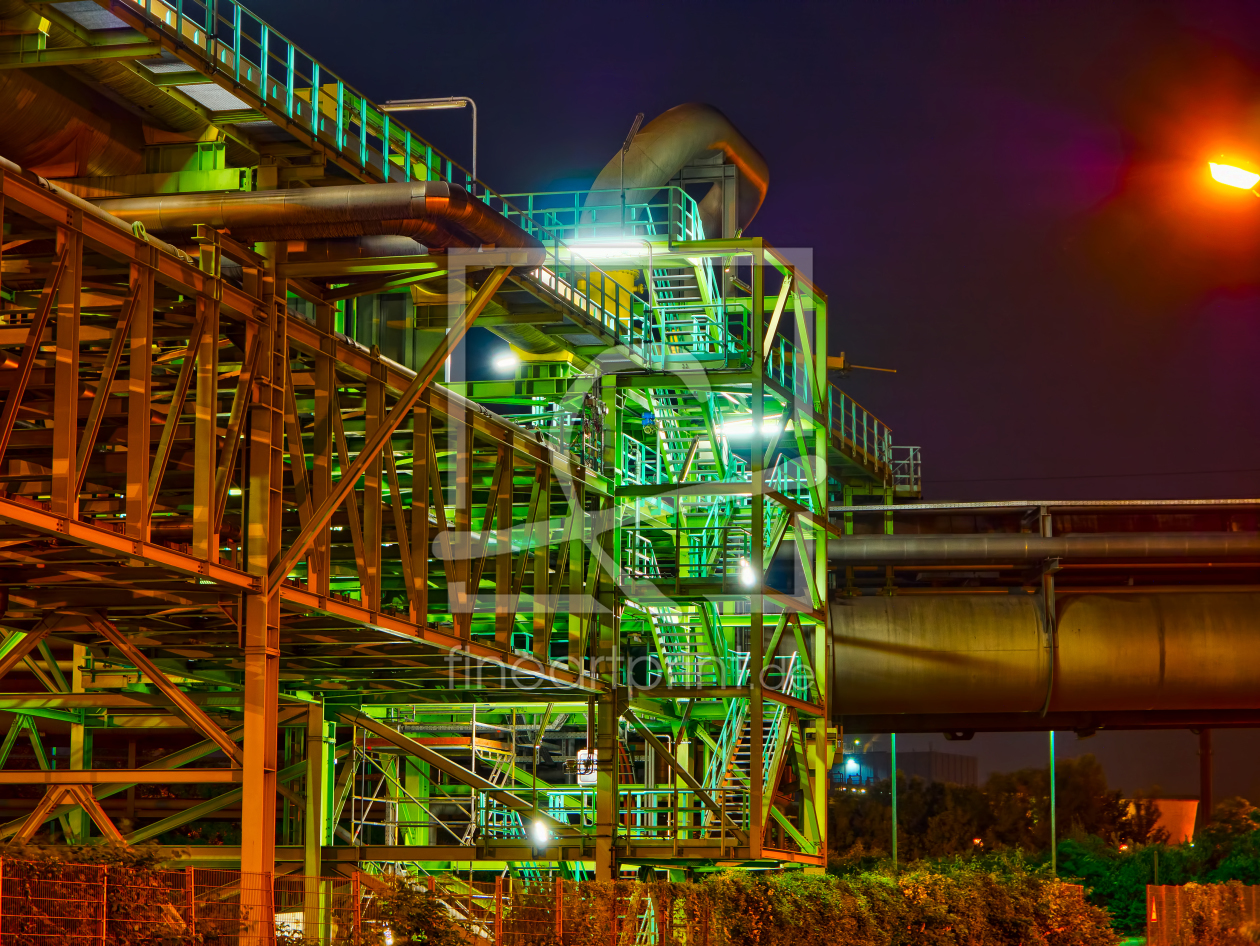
[0,0,921,886]
[4,0,1256,903]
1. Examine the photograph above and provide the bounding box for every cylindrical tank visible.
[830,593,1260,718]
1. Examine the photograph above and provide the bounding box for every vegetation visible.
[0,843,1116,946]
[0,842,197,946]
[829,754,1166,860]
[828,755,1260,939]
[708,860,1115,946]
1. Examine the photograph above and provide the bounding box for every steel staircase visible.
[648,603,723,687]
[699,654,794,837]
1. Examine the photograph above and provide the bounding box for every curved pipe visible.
[0,64,146,179]
[97,181,544,258]
[827,531,1260,564]
[831,592,1260,721]
[584,103,770,237]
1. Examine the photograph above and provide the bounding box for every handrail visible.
[109,0,663,367]
[827,383,893,474]
[497,187,708,243]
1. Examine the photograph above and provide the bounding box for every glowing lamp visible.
[531,820,549,848]
[493,353,520,372]
[1209,162,1260,190]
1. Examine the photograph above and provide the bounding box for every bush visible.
[371,876,462,946]
[703,859,1117,946]
[0,842,196,946]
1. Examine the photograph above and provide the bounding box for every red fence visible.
[0,860,274,944]
[0,861,710,946]
[1148,883,1260,946]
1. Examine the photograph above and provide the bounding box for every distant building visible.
[1127,797,1197,844]
[831,748,979,790]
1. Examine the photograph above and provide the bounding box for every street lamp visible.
[1209,161,1260,192]
[382,97,478,183]
[620,112,644,228]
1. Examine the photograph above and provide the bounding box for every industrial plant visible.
[0,0,1253,931]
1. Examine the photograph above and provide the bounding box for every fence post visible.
[99,863,108,946]
[494,875,502,946]
[185,866,195,938]
[555,876,563,944]
[352,869,361,939]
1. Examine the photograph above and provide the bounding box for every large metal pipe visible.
[831,592,1260,720]
[584,103,770,237]
[96,181,544,256]
[0,0,233,177]
[0,62,147,179]
[828,531,1260,564]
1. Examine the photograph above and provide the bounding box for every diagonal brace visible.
[337,708,580,837]
[91,619,243,765]
[269,265,511,593]
[624,708,748,845]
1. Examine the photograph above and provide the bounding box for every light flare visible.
[1209,162,1260,190]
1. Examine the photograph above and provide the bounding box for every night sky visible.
[252,0,1260,803]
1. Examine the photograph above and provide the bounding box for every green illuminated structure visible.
[0,0,919,885]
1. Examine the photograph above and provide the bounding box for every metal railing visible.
[114,0,473,189]
[112,0,671,371]
[764,331,816,406]
[892,444,923,493]
[619,525,751,589]
[496,186,707,243]
[621,434,668,487]
[827,383,893,473]
[653,306,750,366]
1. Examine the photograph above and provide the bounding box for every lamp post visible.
[1049,730,1057,876]
[890,732,897,872]
[620,112,644,230]
[382,96,478,184]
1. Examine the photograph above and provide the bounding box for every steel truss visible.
[0,0,916,892]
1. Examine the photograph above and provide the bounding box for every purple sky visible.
[254,0,1260,804]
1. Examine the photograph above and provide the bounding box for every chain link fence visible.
[0,860,718,946]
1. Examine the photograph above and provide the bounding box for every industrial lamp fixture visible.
[621,112,645,227]
[382,97,478,182]
[1209,160,1260,193]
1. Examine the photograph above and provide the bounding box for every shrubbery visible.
[1054,798,1260,935]
[0,842,196,946]
[0,844,1118,946]
[707,860,1115,946]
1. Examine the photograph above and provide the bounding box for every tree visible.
[829,753,1165,861]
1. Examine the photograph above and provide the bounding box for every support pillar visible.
[68,644,91,843]
[594,678,617,879]
[1197,728,1213,834]
[50,222,82,520]
[749,248,766,860]
[304,701,326,933]
[242,245,285,933]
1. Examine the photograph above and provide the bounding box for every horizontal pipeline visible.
[827,531,1260,564]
